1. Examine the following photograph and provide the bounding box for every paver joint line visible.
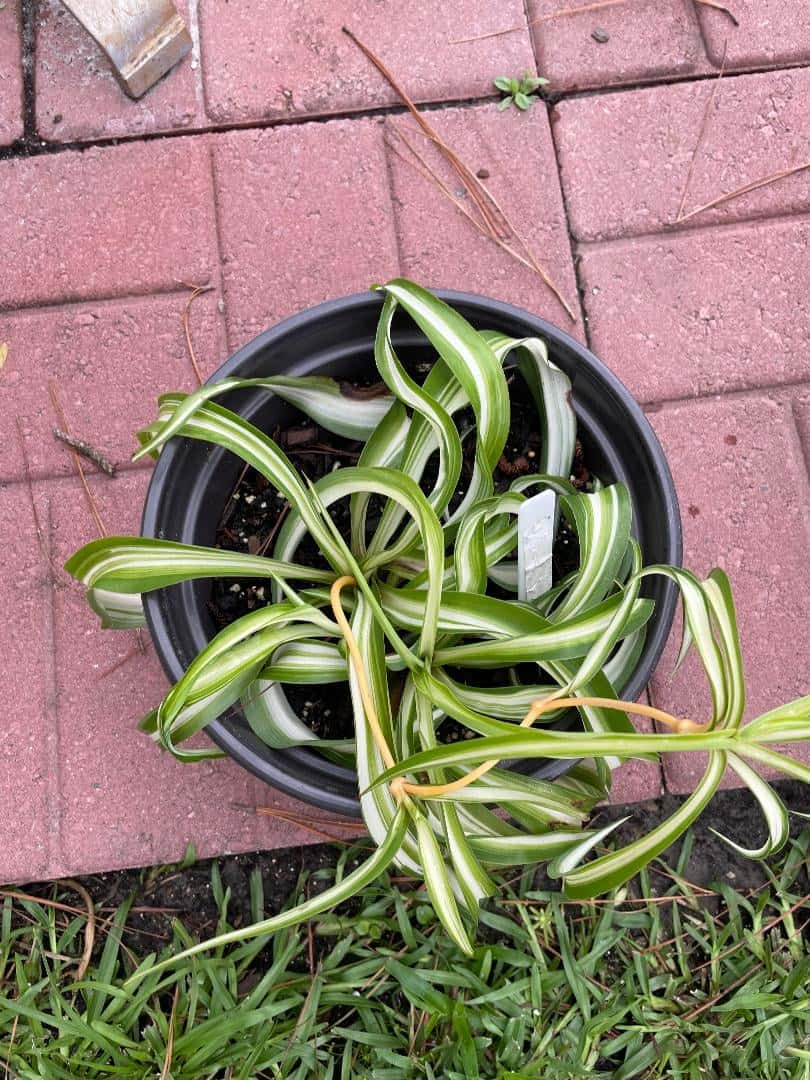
[0,59,807,164]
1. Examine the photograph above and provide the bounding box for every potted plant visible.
[66,279,810,973]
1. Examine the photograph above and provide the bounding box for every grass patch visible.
[1,827,808,1078]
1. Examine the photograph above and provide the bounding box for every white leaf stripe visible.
[259,641,347,683]
[133,375,394,453]
[374,731,735,781]
[66,537,335,592]
[482,331,576,479]
[547,817,629,877]
[432,595,653,667]
[415,812,474,955]
[709,754,787,858]
[87,588,146,629]
[350,596,422,876]
[641,566,728,728]
[366,292,462,558]
[469,831,594,866]
[554,486,632,620]
[136,394,350,571]
[562,754,727,898]
[351,401,409,555]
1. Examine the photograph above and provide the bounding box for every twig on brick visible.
[343,26,510,240]
[693,0,739,26]
[255,804,368,846]
[343,29,576,319]
[675,41,728,223]
[677,159,810,222]
[386,125,576,318]
[182,281,214,386]
[53,428,116,477]
[48,384,149,650]
[452,0,631,43]
[48,381,107,539]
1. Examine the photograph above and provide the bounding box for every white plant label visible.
[517,490,556,602]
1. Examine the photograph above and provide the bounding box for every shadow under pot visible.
[141,289,682,819]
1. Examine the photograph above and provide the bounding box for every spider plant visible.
[65,279,810,976]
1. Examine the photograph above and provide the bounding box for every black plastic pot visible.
[142,290,682,818]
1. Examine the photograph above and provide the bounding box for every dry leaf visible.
[0,343,8,371]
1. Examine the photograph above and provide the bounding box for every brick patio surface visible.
[1,3,809,882]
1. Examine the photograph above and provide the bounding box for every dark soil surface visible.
[209,369,590,743]
[10,782,809,960]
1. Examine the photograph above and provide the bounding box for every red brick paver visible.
[0,483,53,881]
[44,470,272,872]
[648,394,810,794]
[213,119,399,350]
[198,1,534,125]
[0,1,23,145]
[35,0,201,143]
[696,2,810,70]
[528,0,710,92]
[387,104,583,334]
[0,138,217,310]
[579,218,810,404]
[555,68,810,242]
[16,469,359,879]
[1,292,226,484]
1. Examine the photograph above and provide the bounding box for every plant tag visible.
[517,490,556,602]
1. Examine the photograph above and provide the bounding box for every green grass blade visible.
[124,805,411,987]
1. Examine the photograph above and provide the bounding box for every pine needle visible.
[182,282,214,386]
[343,27,575,319]
[678,159,810,222]
[453,0,633,44]
[676,42,728,223]
[48,380,107,539]
[694,0,740,26]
